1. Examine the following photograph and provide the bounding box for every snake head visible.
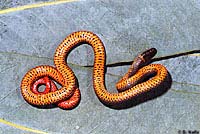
[140,48,157,62]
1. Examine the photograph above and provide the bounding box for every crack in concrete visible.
[0,88,17,104]
[171,88,200,95]
[0,51,53,60]
[173,81,200,87]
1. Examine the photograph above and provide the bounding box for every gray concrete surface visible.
[0,0,200,134]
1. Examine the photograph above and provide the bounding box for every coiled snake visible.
[21,31,169,109]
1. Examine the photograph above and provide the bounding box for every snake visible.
[21,31,169,109]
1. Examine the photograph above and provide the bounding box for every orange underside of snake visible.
[20,31,169,109]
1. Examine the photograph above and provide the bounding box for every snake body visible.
[21,31,169,109]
